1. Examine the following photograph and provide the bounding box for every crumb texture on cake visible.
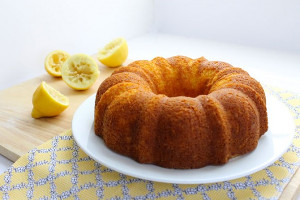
[94,56,268,169]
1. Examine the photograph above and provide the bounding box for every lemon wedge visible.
[61,54,100,90]
[31,81,69,118]
[45,50,70,77]
[97,38,128,67]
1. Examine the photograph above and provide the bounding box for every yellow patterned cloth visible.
[1,87,300,200]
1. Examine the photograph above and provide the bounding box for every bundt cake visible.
[94,56,268,169]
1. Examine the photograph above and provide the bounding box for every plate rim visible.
[72,92,295,184]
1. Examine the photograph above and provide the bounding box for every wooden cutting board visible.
[0,58,298,199]
[0,58,133,162]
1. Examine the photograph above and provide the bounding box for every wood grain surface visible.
[0,58,132,161]
[0,58,298,199]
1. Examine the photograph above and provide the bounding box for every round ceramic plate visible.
[72,93,294,184]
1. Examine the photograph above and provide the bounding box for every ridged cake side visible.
[94,56,268,169]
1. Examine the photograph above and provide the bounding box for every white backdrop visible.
[1,0,299,90]
[0,0,154,90]
[154,0,300,53]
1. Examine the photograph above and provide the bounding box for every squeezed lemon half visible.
[61,54,100,90]
[31,81,69,118]
[97,38,128,67]
[45,50,70,77]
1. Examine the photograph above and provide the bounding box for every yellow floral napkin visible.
[0,86,300,199]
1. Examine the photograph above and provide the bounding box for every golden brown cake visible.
[94,56,268,169]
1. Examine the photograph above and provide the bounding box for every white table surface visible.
[1,32,299,177]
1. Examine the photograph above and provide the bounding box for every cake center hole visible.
[157,80,209,98]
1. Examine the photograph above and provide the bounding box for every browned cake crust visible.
[94,56,268,169]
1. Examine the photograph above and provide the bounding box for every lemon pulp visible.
[61,54,99,90]
[45,50,70,77]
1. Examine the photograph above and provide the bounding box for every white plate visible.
[72,93,294,184]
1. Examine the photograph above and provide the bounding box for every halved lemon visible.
[61,54,100,90]
[32,81,69,118]
[45,50,70,77]
[97,38,128,67]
